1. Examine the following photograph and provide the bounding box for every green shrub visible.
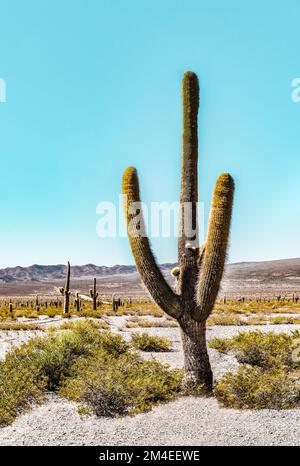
[209,330,299,370]
[37,323,130,390]
[212,330,300,409]
[60,351,182,416]
[0,322,44,331]
[214,366,300,409]
[125,317,178,328]
[131,333,171,352]
[0,320,181,425]
[0,347,46,426]
[207,314,243,326]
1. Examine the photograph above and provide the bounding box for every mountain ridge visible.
[1,257,300,283]
[0,263,174,283]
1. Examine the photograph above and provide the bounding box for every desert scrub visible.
[211,331,300,409]
[53,318,109,330]
[269,316,300,325]
[209,331,299,369]
[0,321,181,425]
[213,300,300,316]
[76,310,106,319]
[60,351,182,417]
[0,322,44,331]
[125,317,178,328]
[214,366,300,409]
[0,346,46,426]
[207,314,243,326]
[131,333,172,352]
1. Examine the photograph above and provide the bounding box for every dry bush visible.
[131,333,172,352]
[0,320,181,425]
[125,317,178,328]
[211,330,300,409]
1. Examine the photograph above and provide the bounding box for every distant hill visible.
[1,258,300,296]
[223,257,300,281]
[0,263,174,283]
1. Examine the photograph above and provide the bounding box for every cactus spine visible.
[59,261,71,314]
[90,278,98,311]
[122,72,234,390]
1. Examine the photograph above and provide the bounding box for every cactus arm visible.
[193,173,234,322]
[122,166,181,318]
[178,71,199,258]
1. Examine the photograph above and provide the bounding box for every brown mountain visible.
[0,258,300,297]
[0,263,174,283]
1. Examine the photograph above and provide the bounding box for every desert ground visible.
[0,306,299,445]
[0,258,300,446]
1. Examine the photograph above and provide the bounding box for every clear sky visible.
[0,0,300,267]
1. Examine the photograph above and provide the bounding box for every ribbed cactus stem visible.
[194,173,234,321]
[179,71,199,257]
[122,168,181,318]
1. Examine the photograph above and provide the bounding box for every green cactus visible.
[112,294,120,311]
[90,277,98,311]
[122,71,234,391]
[74,292,81,313]
[112,294,116,311]
[59,261,71,314]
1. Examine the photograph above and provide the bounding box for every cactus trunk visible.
[122,71,234,391]
[179,313,212,390]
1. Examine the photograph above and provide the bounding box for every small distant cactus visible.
[59,261,71,314]
[122,72,234,391]
[112,295,117,311]
[90,278,98,311]
[74,293,81,313]
[112,295,121,311]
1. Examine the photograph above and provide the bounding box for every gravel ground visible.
[0,319,299,446]
[1,393,299,446]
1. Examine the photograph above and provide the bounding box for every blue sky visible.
[0,0,300,267]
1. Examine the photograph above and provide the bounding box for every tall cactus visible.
[122,72,234,391]
[90,277,98,311]
[59,261,71,314]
